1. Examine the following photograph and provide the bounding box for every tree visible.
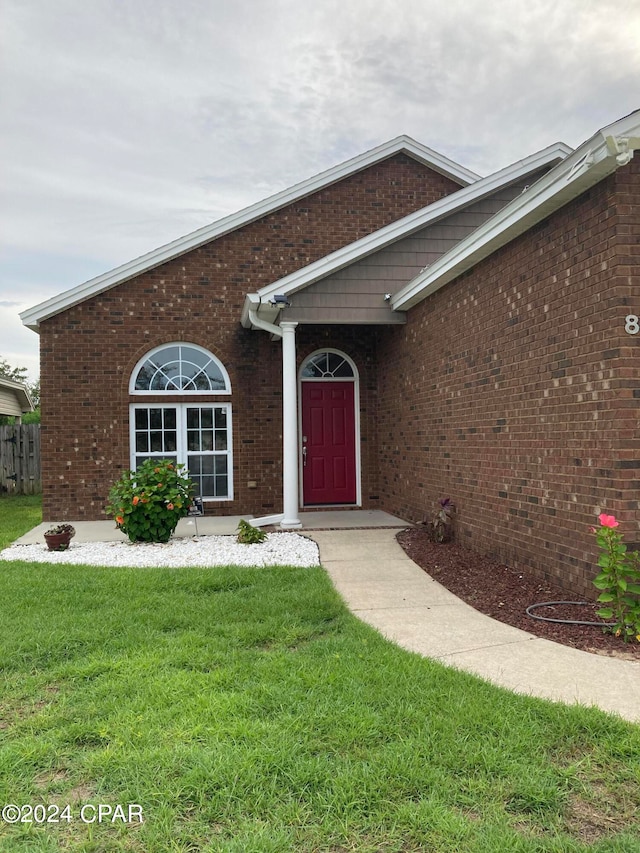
[0,357,40,423]
[0,357,28,383]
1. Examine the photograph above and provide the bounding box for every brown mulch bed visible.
[396,528,640,661]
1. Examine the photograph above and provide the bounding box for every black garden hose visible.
[526,601,615,628]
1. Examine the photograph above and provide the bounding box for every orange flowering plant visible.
[591,513,640,642]
[106,458,194,543]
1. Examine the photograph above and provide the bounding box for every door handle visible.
[302,446,307,466]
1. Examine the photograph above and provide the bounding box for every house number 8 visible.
[625,314,639,335]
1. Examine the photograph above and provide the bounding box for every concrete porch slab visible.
[14,515,254,544]
[298,510,409,529]
[14,510,411,545]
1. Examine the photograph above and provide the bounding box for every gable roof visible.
[20,136,479,331]
[241,141,572,328]
[0,376,34,414]
[393,109,640,311]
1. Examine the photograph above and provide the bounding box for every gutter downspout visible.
[248,308,302,529]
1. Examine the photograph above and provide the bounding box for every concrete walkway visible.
[13,514,639,723]
[308,528,640,724]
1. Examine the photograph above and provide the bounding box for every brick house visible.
[22,110,639,596]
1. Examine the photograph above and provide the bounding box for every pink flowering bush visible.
[591,513,640,642]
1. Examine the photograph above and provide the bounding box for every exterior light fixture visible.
[270,294,291,309]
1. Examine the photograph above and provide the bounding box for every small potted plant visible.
[44,523,76,551]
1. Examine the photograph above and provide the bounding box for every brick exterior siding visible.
[39,155,458,521]
[38,147,638,599]
[376,160,640,598]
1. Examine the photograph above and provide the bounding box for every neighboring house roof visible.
[0,377,34,416]
[393,109,640,311]
[20,136,479,331]
[241,142,572,328]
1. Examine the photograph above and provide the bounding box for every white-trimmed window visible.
[130,344,233,500]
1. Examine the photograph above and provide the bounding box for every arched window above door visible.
[300,350,356,379]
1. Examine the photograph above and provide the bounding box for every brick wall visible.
[40,154,456,520]
[377,160,640,597]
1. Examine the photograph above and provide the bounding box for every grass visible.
[0,492,42,549]
[0,496,639,852]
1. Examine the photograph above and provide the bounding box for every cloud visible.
[1,0,639,375]
[0,304,40,381]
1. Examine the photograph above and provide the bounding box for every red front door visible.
[302,382,356,505]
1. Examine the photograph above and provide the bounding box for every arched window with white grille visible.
[130,343,232,500]
[130,343,231,393]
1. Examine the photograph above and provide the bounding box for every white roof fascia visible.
[239,294,282,335]
[393,111,640,311]
[20,136,478,331]
[242,142,571,326]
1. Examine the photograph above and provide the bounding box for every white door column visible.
[280,321,301,528]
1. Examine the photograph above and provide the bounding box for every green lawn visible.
[0,496,639,852]
[0,492,42,550]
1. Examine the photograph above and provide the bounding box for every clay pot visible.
[44,533,72,551]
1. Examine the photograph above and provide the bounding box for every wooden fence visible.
[0,424,41,494]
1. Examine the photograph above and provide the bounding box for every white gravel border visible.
[0,533,320,569]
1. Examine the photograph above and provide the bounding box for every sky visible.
[1,0,639,383]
